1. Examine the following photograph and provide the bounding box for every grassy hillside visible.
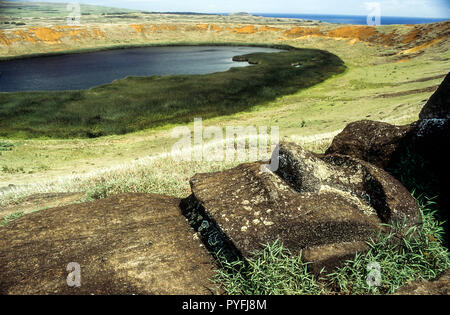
[0,1,139,25]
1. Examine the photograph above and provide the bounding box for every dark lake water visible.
[0,46,282,92]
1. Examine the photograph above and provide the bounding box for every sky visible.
[25,0,450,18]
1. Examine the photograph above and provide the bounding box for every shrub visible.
[0,141,14,151]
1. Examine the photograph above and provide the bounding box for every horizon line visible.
[4,1,450,20]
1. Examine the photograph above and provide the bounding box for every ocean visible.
[249,13,449,25]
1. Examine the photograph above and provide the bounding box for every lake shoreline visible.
[0,45,287,92]
[0,47,346,139]
[0,42,294,62]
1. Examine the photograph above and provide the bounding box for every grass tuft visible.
[213,239,326,295]
[0,141,14,151]
[0,212,25,226]
[327,195,449,295]
[214,194,450,295]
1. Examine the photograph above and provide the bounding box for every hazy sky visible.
[27,0,450,18]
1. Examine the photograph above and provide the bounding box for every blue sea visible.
[248,13,449,25]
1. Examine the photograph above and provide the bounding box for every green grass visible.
[1,165,25,174]
[327,195,449,294]
[0,47,345,139]
[214,195,450,295]
[0,141,14,151]
[0,211,25,226]
[388,146,449,247]
[214,239,326,295]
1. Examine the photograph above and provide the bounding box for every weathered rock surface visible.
[325,120,415,169]
[395,270,450,295]
[0,193,218,295]
[0,192,85,222]
[324,72,450,245]
[277,143,418,226]
[182,142,419,273]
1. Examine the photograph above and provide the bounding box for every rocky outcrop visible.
[0,139,423,293]
[395,270,450,295]
[0,193,218,295]
[419,73,449,120]
[325,72,450,244]
[181,142,419,273]
[5,85,443,293]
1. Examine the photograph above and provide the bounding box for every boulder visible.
[419,72,449,120]
[277,143,419,227]
[414,72,450,154]
[395,270,450,295]
[181,142,419,273]
[0,193,218,295]
[324,72,450,245]
[325,120,414,169]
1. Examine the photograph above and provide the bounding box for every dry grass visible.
[0,135,329,207]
